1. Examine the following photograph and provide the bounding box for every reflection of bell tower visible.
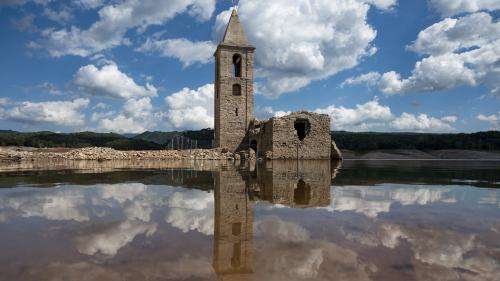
[213,168,253,279]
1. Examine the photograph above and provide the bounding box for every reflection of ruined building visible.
[253,160,332,208]
[213,160,339,279]
[214,10,339,159]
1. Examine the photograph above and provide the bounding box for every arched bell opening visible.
[232,54,242,77]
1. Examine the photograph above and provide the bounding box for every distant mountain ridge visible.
[134,130,500,151]
[0,130,162,150]
[133,129,214,149]
[0,129,499,151]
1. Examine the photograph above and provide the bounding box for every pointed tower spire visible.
[221,9,252,47]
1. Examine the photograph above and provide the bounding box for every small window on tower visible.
[235,108,239,116]
[232,54,242,77]
[233,83,241,96]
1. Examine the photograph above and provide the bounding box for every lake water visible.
[0,160,499,281]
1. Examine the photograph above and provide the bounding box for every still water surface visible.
[0,160,499,281]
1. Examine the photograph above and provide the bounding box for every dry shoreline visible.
[0,146,236,161]
[1,146,500,162]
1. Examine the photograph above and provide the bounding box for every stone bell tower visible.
[214,9,255,152]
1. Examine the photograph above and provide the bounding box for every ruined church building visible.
[215,10,340,160]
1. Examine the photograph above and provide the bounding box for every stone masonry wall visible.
[268,112,331,159]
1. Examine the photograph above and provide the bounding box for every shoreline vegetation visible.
[0,129,499,162]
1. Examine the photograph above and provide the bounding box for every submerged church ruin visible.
[214,10,341,160]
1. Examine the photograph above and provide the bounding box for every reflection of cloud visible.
[324,185,456,218]
[123,200,153,222]
[76,220,157,256]
[253,216,375,281]
[166,208,213,235]
[479,191,500,207]
[98,183,148,203]
[254,216,310,242]
[406,228,500,280]
[330,195,391,218]
[341,219,500,280]
[165,190,214,235]
[0,189,90,222]
[410,230,475,268]
[291,249,324,279]
[379,223,407,249]
[0,183,212,258]
[0,183,157,224]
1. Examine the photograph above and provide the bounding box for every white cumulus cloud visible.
[429,0,500,17]
[164,84,214,130]
[213,0,383,97]
[98,114,147,134]
[363,0,397,10]
[340,71,382,88]
[477,112,500,129]
[341,12,500,96]
[41,0,216,57]
[137,38,216,67]
[74,63,157,99]
[315,98,457,132]
[0,98,89,127]
[390,112,456,132]
[343,12,500,96]
[315,98,394,131]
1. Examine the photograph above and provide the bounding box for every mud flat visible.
[341,149,500,160]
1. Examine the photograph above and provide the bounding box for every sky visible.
[0,0,499,134]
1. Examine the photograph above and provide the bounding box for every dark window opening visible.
[235,108,239,116]
[294,118,311,141]
[250,140,257,152]
[294,179,311,205]
[232,222,242,236]
[232,54,242,77]
[233,83,241,96]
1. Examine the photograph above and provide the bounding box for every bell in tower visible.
[214,9,255,152]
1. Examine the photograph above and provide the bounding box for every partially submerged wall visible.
[268,112,331,159]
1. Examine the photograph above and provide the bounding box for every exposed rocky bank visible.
[0,146,237,161]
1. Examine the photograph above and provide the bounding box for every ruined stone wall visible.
[251,119,273,158]
[213,168,253,275]
[268,112,331,159]
[214,47,254,152]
